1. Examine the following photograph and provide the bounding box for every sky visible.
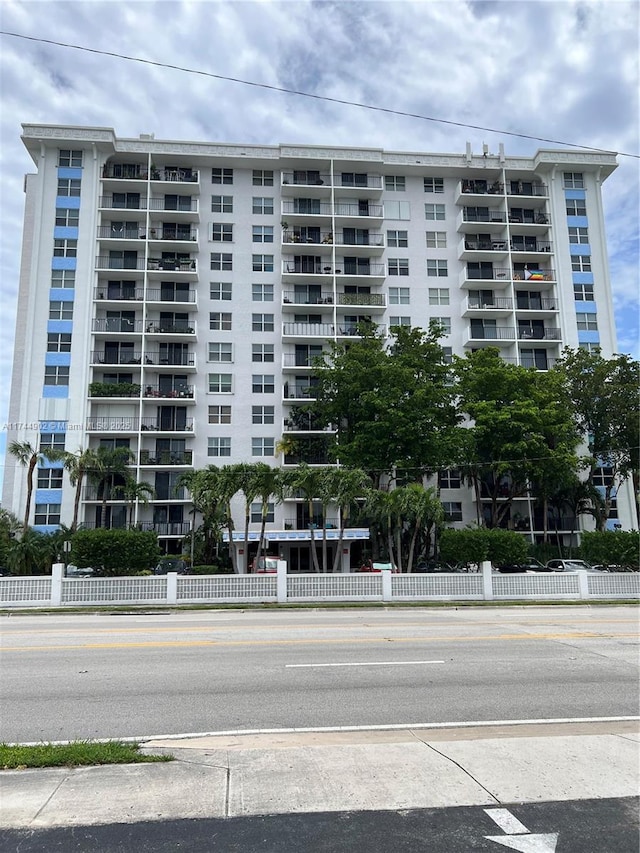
[0,0,638,493]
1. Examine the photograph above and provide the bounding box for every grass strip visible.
[0,740,173,770]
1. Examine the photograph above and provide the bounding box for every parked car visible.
[153,558,190,575]
[359,561,399,573]
[65,564,96,578]
[497,559,550,574]
[545,559,607,573]
[250,556,279,573]
[414,560,455,573]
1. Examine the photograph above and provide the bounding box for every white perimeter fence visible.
[0,562,638,608]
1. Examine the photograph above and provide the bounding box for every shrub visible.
[439,527,528,567]
[71,529,160,576]
[580,530,639,568]
[191,563,234,575]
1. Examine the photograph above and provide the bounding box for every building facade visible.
[3,125,634,570]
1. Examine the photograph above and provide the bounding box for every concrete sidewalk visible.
[1,721,638,828]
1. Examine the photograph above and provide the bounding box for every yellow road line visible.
[3,630,637,653]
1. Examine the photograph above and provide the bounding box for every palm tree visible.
[86,446,133,528]
[8,440,64,531]
[179,468,225,565]
[6,528,50,575]
[363,488,398,569]
[395,484,444,572]
[231,463,262,570]
[114,477,155,526]
[281,464,325,573]
[62,447,96,531]
[252,464,282,569]
[329,468,371,573]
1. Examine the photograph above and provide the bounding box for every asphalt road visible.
[1,606,638,743]
[2,798,638,852]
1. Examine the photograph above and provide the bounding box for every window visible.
[576,312,598,331]
[44,365,70,385]
[34,503,61,525]
[442,501,463,521]
[51,269,75,288]
[211,195,233,213]
[253,225,274,243]
[208,373,233,393]
[37,468,64,489]
[579,342,601,353]
[385,176,405,191]
[432,316,451,334]
[427,259,448,277]
[566,199,587,216]
[429,288,450,305]
[208,404,231,424]
[252,343,274,362]
[47,333,72,352]
[209,342,233,362]
[387,230,408,248]
[389,315,411,327]
[424,177,444,193]
[563,172,584,188]
[252,283,274,302]
[252,437,275,457]
[568,227,589,244]
[212,167,233,184]
[209,312,232,330]
[40,433,65,451]
[389,287,410,305]
[208,437,231,456]
[53,239,77,258]
[211,223,233,242]
[55,208,79,227]
[253,170,274,186]
[252,405,274,424]
[573,282,594,301]
[251,501,274,523]
[388,258,409,276]
[385,200,410,220]
[438,470,461,489]
[49,301,73,320]
[252,254,274,272]
[571,255,591,272]
[252,313,274,332]
[210,281,232,301]
[442,346,453,364]
[253,197,274,215]
[592,466,614,488]
[425,204,446,220]
[210,252,233,270]
[426,231,447,248]
[59,149,83,167]
[252,374,275,393]
[57,178,81,196]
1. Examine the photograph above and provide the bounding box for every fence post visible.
[166,571,178,605]
[381,569,392,602]
[575,570,589,600]
[481,561,493,601]
[277,560,287,604]
[51,563,64,607]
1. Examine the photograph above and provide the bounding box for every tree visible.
[113,477,155,526]
[554,349,640,529]
[179,468,226,566]
[62,447,96,531]
[311,325,461,485]
[70,529,160,576]
[85,446,133,529]
[328,467,371,573]
[5,529,51,575]
[8,441,64,531]
[454,349,581,529]
[394,484,444,573]
[280,464,327,573]
[251,464,283,569]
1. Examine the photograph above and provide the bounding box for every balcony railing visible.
[282,353,326,368]
[145,288,197,303]
[463,239,509,251]
[461,210,507,224]
[89,382,141,398]
[516,298,558,311]
[283,230,334,245]
[461,180,504,195]
[337,262,386,277]
[510,241,553,253]
[282,291,334,305]
[513,269,555,282]
[338,323,386,336]
[92,319,143,333]
[283,518,340,529]
[508,213,549,225]
[91,351,143,365]
[338,175,382,189]
[148,198,199,213]
[333,203,384,217]
[95,287,144,301]
[282,322,334,338]
[97,226,146,240]
[147,257,197,272]
[337,292,386,307]
[283,417,335,432]
[86,417,139,432]
[96,256,145,270]
[282,171,332,186]
[282,201,333,216]
[468,326,516,340]
[144,351,195,367]
[465,267,511,281]
[518,327,561,341]
[282,257,333,274]
[140,450,193,466]
[138,522,192,536]
[336,232,385,247]
[467,297,513,310]
[506,183,548,197]
[143,385,194,398]
[145,322,195,334]
[99,196,148,210]
[141,418,194,432]
[520,357,558,371]
[283,384,318,400]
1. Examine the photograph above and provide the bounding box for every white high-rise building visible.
[3,124,634,570]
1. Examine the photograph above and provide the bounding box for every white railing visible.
[1,564,638,608]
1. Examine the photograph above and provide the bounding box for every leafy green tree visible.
[5,529,51,575]
[311,325,461,485]
[8,441,64,531]
[455,349,581,529]
[580,530,639,568]
[362,488,399,568]
[179,468,226,566]
[328,467,371,573]
[251,464,283,569]
[280,464,327,572]
[86,446,133,529]
[70,529,160,576]
[394,484,444,573]
[0,508,20,569]
[438,527,528,567]
[62,447,96,531]
[553,349,640,529]
[113,477,155,526]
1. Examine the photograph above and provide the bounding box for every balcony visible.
[282,171,331,188]
[457,209,507,232]
[141,417,194,433]
[92,318,143,334]
[144,351,196,369]
[145,321,196,337]
[145,225,198,242]
[148,197,199,218]
[518,327,561,342]
[509,241,553,255]
[283,414,336,433]
[281,200,333,219]
[282,257,334,279]
[283,383,318,401]
[515,297,558,312]
[150,168,199,184]
[282,322,334,340]
[282,353,327,371]
[465,326,516,345]
[337,292,386,310]
[86,417,140,432]
[459,267,512,288]
[138,521,192,536]
[333,202,384,219]
[455,180,505,205]
[506,182,548,197]
[513,269,555,283]
[97,225,147,241]
[336,261,386,280]
[145,288,197,305]
[147,257,197,274]
[90,350,144,366]
[459,238,509,260]
[143,384,195,400]
[96,256,145,272]
[508,212,550,230]
[284,518,340,530]
[283,229,334,246]
[99,196,148,211]
[338,323,386,337]
[463,296,513,315]
[520,356,559,371]
[282,290,334,307]
[140,450,193,466]
[336,174,383,191]
[95,286,144,302]
[335,231,385,250]
[89,382,141,398]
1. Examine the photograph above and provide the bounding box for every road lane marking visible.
[2,629,637,652]
[13,715,640,747]
[285,660,445,668]
[485,808,530,834]
[485,808,559,852]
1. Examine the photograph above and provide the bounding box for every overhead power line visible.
[1,30,638,160]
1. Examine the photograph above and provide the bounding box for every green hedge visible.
[191,564,234,575]
[580,530,639,568]
[439,527,528,567]
[71,529,160,576]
